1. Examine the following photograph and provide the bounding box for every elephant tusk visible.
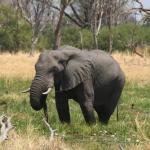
[21,88,30,93]
[42,88,52,95]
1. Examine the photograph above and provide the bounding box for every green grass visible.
[0,78,150,150]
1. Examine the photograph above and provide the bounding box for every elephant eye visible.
[58,60,65,64]
[47,66,57,74]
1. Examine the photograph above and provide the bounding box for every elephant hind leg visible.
[94,105,111,124]
[95,83,124,124]
[106,80,125,121]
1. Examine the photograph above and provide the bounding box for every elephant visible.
[57,45,81,51]
[26,49,125,125]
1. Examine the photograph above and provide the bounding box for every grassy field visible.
[0,52,150,150]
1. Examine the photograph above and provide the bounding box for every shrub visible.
[61,27,81,48]
[0,5,150,53]
[0,5,31,53]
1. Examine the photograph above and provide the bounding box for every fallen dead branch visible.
[43,118,57,141]
[0,115,13,142]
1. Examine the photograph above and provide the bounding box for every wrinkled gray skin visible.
[30,49,125,125]
[57,45,81,51]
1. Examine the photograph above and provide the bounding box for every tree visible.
[52,0,73,50]
[14,0,52,55]
[72,0,130,50]
[67,0,106,49]
[82,0,105,49]
[51,0,105,49]
[133,0,150,17]
[103,0,130,53]
[53,0,129,50]
[0,4,20,52]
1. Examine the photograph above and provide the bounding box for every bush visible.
[81,29,93,50]
[37,25,54,51]
[0,5,31,53]
[0,5,18,52]
[98,23,150,52]
[0,5,149,53]
[98,27,109,51]
[61,27,81,48]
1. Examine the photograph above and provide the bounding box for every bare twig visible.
[119,144,125,150]
[51,5,84,28]
[0,115,13,142]
[134,0,150,16]
[70,3,85,26]
[43,118,57,141]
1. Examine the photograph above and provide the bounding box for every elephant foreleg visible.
[80,101,96,125]
[78,80,96,125]
[55,92,70,123]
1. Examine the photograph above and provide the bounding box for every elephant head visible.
[29,50,91,112]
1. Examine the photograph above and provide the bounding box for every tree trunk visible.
[93,32,98,49]
[92,22,98,49]
[53,4,66,50]
[30,35,38,56]
[108,27,113,53]
[79,31,83,50]
[108,3,113,53]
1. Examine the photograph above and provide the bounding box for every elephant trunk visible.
[30,76,48,111]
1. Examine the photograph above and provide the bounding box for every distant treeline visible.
[0,5,150,53]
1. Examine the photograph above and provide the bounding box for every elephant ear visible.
[60,55,92,91]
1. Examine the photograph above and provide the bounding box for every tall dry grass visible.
[0,125,68,150]
[0,52,150,84]
[0,53,39,80]
[113,52,150,84]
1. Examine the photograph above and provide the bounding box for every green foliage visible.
[0,78,150,149]
[37,25,54,51]
[81,29,93,50]
[61,24,150,52]
[0,5,17,51]
[0,5,32,53]
[61,27,81,48]
[0,5,150,53]
[98,23,150,52]
[98,27,109,51]
[61,27,94,50]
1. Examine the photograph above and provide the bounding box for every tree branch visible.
[70,3,86,26]
[43,118,56,141]
[134,0,150,16]
[51,5,84,28]
[16,0,32,25]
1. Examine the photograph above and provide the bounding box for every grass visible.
[0,52,150,83]
[0,79,150,149]
[0,52,150,149]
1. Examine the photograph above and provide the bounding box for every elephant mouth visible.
[29,84,53,111]
[21,87,52,95]
[22,74,54,111]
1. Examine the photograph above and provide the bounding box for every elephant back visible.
[58,45,80,51]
